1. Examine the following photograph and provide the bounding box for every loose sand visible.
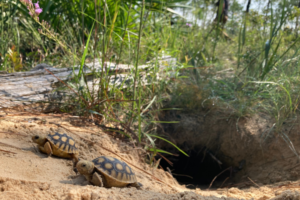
[0,112,300,200]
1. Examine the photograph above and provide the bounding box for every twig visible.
[0,131,28,137]
[247,177,260,188]
[186,184,196,188]
[208,152,222,165]
[157,152,173,166]
[219,177,229,188]
[2,112,71,118]
[166,167,173,177]
[172,173,193,179]
[0,142,23,151]
[207,166,232,190]
[0,148,17,154]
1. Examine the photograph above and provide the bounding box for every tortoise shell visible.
[93,156,138,187]
[47,132,79,157]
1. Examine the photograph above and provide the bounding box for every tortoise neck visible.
[38,138,47,145]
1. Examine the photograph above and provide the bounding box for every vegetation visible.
[2,0,300,159]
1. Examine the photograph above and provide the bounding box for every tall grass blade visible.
[148,134,189,157]
[78,22,95,78]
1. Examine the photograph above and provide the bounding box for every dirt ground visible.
[1,111,300,200]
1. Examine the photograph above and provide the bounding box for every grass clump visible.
[2,0,300,161]
[1,0,191,163]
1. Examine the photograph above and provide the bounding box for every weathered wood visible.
[0,56,176,109]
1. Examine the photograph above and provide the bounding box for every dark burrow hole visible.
[159,146,241,189]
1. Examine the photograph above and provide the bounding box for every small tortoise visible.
[76,156,142,188]
[32,132,79,170]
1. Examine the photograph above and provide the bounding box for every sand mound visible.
[1,111,300,199]
[158,109,300,186]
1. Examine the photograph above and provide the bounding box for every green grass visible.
[2,0,300,159]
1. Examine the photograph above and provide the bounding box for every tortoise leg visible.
[44,141,52,157]
[91,172,104,187]
[37,145,47,154]
[128,182,143,189]
[71,154,79,174]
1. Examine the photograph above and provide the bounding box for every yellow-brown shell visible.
[93,156,137,185]
[47,132,79,157]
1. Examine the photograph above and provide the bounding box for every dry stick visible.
[5,113,82,121]
[207,166,232,190]
[0,148,17,154]
[28,113,79,118]
[219,177,229,188]
[44,68,88,104]
[0,131,28,137]
[2,111,59,117]
[1,112,37,116]
[157,152,173,166]
[166,167,172,175]
[171,173,193,179]
[0,141,23,151]
[57,124,177,190]
[247,177,260,188]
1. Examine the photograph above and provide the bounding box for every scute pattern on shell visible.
[47,132,79,154]
[93,156,137,183]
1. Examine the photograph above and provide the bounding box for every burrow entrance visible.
[157,110,300,188]
[158,145,241,189]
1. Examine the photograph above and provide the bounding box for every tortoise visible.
[76,156,142,188]
[32,132,79,171]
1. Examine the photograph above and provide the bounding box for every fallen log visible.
[0,56,176,109]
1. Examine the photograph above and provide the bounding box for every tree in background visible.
[227,0,243,35]
[214,0,229,26]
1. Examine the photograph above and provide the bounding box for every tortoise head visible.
[76,160,95,175]
[31,135,47,145]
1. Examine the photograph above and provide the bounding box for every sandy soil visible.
[1,111,300,200]
[159,108,300,184]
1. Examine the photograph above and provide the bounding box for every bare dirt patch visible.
[1,111,300,199]
[0,112,229,200]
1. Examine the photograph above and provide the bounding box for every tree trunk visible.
[246,0,251,13]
